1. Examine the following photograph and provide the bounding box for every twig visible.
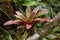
[0,27,9,34]
[0,8,12,19]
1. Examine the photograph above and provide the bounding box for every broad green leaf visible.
[22,1,38,6]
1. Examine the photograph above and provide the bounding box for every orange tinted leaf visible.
[17,26,25,29]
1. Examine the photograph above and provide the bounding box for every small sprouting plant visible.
[4,6,51,29]
[3,6,52,40]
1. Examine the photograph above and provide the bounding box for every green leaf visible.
[42,38,48,40]
[17,30,29,40]
[22,1,38,6]
[47,34,57,39]
[9,34,13,40]
[21,31,29,40]
[53,25,60,32]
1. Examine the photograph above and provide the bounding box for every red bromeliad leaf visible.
[36,9,48,18]
[3,20,21,26]
[32,6,39,14]
[26,24,33,29]
[15,11,24,17]
[14,15,22,19]
[4,20,16,26]
[40,9,48,14]
[15,11,25,20]
[35,18,53,22]
[26,6,32,20]
[31,6,39,19]
[14,15,25,21]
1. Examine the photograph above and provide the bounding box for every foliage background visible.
[0,0,60,40]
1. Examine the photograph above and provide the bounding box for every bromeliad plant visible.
[3,6,52,40]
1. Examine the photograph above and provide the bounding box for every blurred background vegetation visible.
[0,0,60,40]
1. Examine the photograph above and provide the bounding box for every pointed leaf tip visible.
[32,6,39,14]
[3,20,17,26]
[35,18,53,22]
[26,24,32,29]
[15,11,23,16]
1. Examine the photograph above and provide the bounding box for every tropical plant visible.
[3,6,52,40]
[0,0,60,40]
